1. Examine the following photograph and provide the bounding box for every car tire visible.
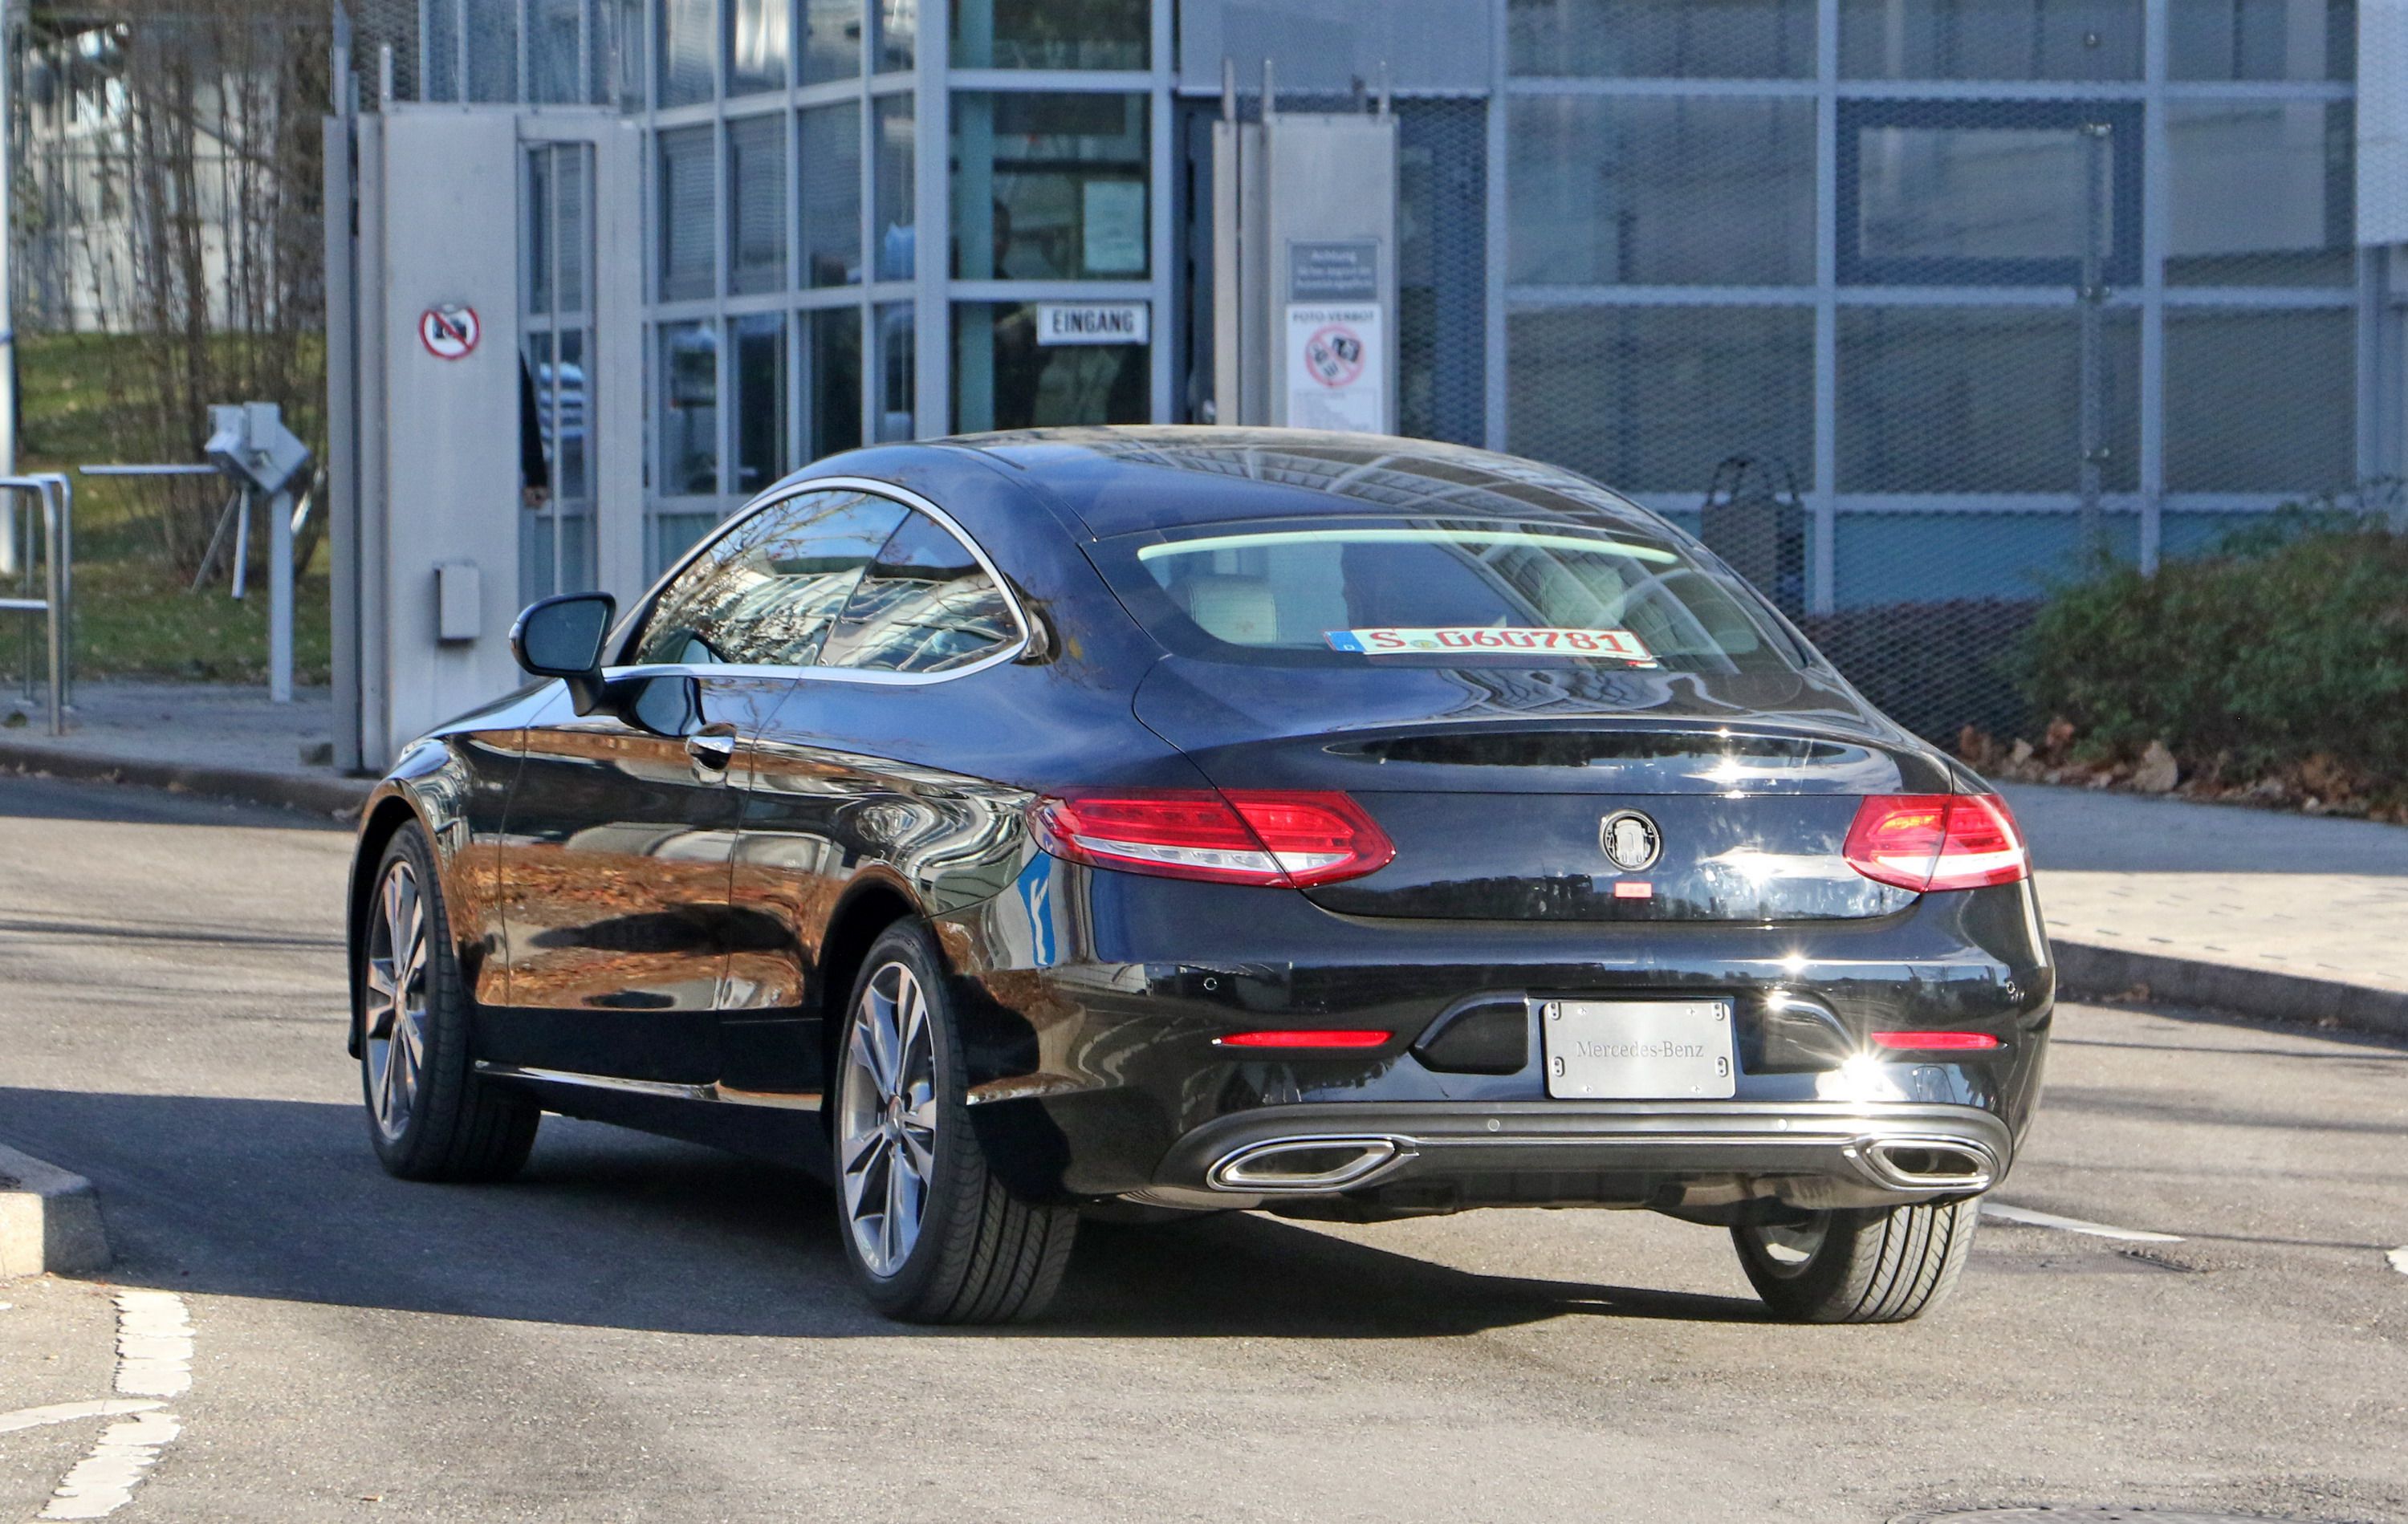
[1730,1197,1979,1323]
[358,823,540,1182]
[832,921,1077,1323]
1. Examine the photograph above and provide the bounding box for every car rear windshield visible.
[1088,518,1806,673]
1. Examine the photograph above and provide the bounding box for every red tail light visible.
[1843,793,2029,892]
[1869,1030,2002,1052]
[1031,788,1396,888]
[1215,1029,1392,1049]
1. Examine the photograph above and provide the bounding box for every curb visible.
[0,740,370,819]
[2054,940,2408,1042]
[0,1143,110,1278]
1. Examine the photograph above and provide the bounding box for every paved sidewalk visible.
[2002,782,2407,1033]
[0,681,368,816]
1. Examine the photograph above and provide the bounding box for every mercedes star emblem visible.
[1599,809,1662,873]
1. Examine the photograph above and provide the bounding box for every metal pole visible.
[31,472,68,705]
[13,489,26,699]
[269,486,294,702]
[2077,122,2111,561]
[232,486,252,600]
[547,149,564,598]
[41,486,58,734]
[324,52,363,770]
[0,3,18,583]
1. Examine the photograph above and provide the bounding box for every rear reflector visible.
[1869,1030,2002,1052]
[1031,789,1396,888]
[1215,1029,1393,1049]
[1842,793,2030,893]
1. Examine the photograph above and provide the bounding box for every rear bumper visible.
[1145,1099,2014,1214]
[940,860,2052,1209]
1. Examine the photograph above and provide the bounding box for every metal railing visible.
[0,474,71,735]
[83,453,302,705]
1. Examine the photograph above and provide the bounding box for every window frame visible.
[1835,97,2146,288]
[610,475,1035,685]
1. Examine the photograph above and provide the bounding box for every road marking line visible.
[111,1290,190,1398]
[2387,1246,2408,1277]
[40,1412,182,1521]
[37,1291,190,1521]
[1981,1202,2185,1243]
[0,1401,163,1436]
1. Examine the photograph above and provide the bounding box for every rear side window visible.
[1089,518,1802,673]
[817,510,1023,674]
[629,490,908,666]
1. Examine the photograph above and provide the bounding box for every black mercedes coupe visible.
[347,428,2051,1325]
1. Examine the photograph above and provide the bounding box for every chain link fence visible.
[1503,0,2372,746]
[348,0,633,107]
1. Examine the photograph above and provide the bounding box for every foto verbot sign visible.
[1283,303,1384,433]
[420,304,481,360]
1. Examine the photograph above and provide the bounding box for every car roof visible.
[934,426,1669,542]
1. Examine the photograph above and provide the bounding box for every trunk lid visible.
[1130,659,1944,922]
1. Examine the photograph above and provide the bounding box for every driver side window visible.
[628,490,909,668]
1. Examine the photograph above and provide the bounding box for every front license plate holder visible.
[1540,999,1736,1099]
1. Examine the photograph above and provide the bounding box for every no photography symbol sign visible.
[1304,323,1366,388]
[420,303,482,360]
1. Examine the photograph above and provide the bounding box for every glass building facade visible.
[382,0,2400,614]
[1502,0,2378,616]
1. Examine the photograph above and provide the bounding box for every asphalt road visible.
[2,771,2403,1523]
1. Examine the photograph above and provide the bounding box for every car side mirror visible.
[510,592,616,711]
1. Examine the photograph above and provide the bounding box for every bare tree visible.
[29,0,329,577]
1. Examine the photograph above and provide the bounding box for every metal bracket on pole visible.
[204,404,312,704]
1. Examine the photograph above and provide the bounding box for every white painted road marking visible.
[37,1290,191,1520]
[111,1290,192,1398]
[1981,1202,2186,1243]
[2387,1246,2408,1277]
[0,1401,163,1436]
[41,1412,184,1521]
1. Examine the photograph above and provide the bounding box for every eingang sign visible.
[1036,302,1150,347]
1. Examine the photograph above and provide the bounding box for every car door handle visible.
[685,728,738,776]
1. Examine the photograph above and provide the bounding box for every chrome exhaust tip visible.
[1206,1137,1409,1193]
[1857,1137,1996,1192]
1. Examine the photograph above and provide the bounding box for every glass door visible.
[523,140,600,604]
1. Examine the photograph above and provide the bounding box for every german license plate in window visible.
[1540,1000,1735,1099]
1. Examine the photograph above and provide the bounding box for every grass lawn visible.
[13,332,332,685]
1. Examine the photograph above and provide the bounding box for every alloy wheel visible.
[362,858,430,1140]
[838,961,939,1278]
[1751,1216,1830,1275]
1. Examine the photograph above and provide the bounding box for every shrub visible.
[2022,517,2408,806]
